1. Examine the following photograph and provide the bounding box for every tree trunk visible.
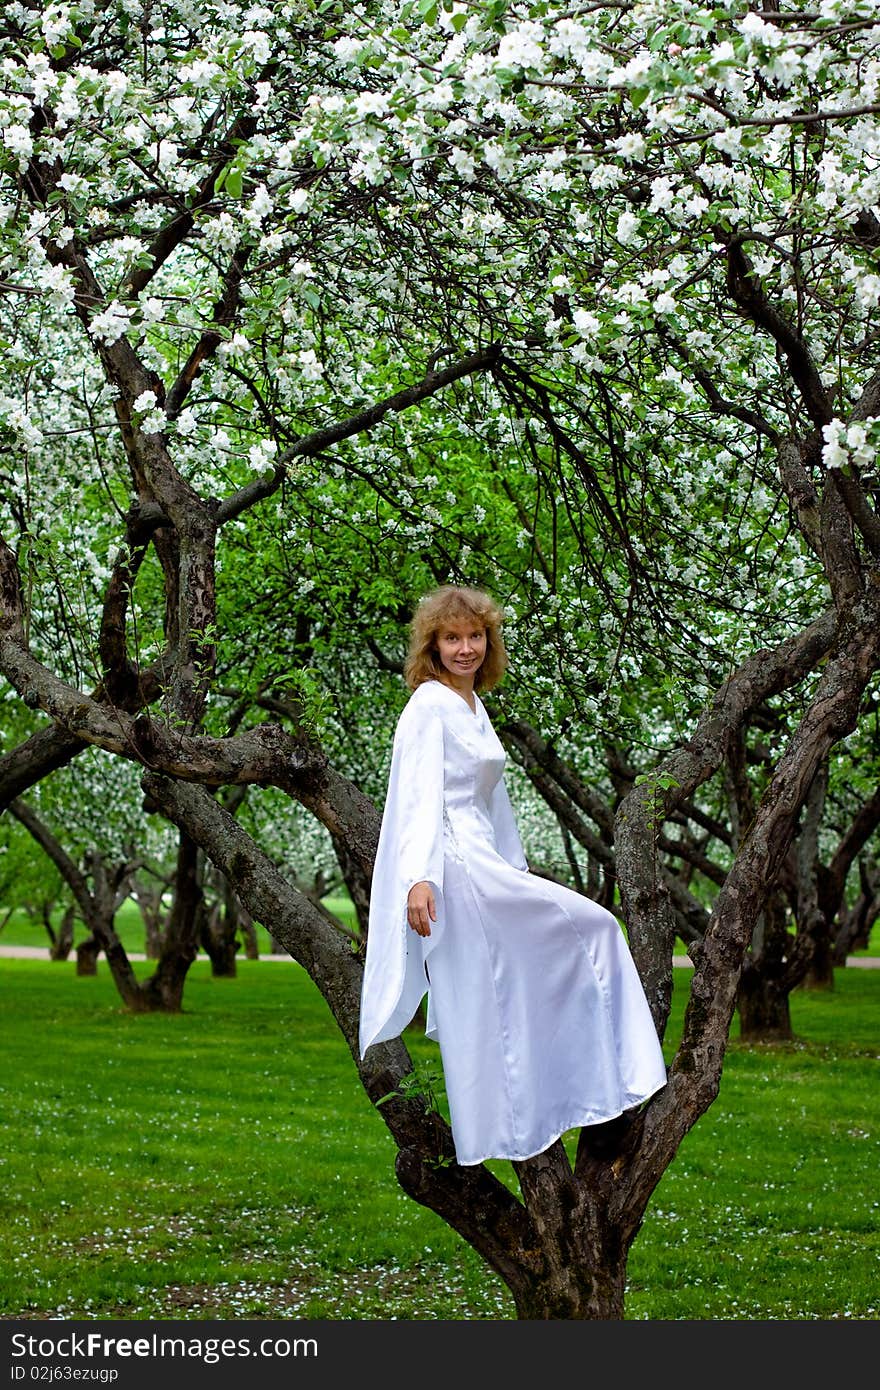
[132,884,165,958]
[832,861,879,964]
[735,894,795,1041]
[792,759,834,991]
[509,1254,627,1320]
[198,897,239,977]
[800,934,835,989]
[136,830,202,1010]
[238,904,259,959]
[143,915,163,959]
[331,828,371,938]
[75,936,100,975]
[736,967,793,1041]
[395,1132,636,1320]
[49,902,76,960]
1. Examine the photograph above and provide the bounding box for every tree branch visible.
[724,240,831,430]
[215,345,504,526]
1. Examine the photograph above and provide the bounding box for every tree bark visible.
[198,896,239,977]
[735,892,795,1041]
[75,936,100,976]
[134,830,202,1010]
[49,903,76,961]
[832,860,879,964]
[737,975,793,1041]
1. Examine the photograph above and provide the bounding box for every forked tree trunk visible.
[507,1144,629,1319]
[507,1237,627,1319]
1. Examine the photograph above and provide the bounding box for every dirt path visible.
[0,944,877,966]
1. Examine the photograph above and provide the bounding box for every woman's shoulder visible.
[396,679,448,730]
[409,678,447,707]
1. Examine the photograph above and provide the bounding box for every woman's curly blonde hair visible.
[404,584,508,692]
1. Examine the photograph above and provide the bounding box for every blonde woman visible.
[359,584,666,1166]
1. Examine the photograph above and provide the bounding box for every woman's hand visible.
[407,881,436,937]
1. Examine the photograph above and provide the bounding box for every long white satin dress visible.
[358,678,667,1166]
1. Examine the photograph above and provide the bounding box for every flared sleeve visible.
[487,773,529,872]
[358,692,446,1057]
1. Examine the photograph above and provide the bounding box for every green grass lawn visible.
[0,956,877,1321]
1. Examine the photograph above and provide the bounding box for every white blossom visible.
[616,211,640,245]
[854,274,880,311]
[248,438,278,474]
[572,309,600,339]
[496,23,547,74]
[821,420,848,470]
[88,301,132,347]
[2,124,33,166]
[612,133,646,160]
[297,349,324,382]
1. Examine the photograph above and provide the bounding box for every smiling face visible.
[435,617,488,688]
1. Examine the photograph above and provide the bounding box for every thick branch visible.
[0,724,85,812]
[165,248,252,419]
[828,469,880,561]
[777,439,823,558]
[0,609,318,795]
[98,532,151,705]
[725,241,831,430]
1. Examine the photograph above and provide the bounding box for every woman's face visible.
[436,618,488,682]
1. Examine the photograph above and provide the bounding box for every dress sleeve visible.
[394,706,445,899]
[358,697,446,1057]
[488,773,529,872]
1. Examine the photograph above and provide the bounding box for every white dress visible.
[359,678,668,1167]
